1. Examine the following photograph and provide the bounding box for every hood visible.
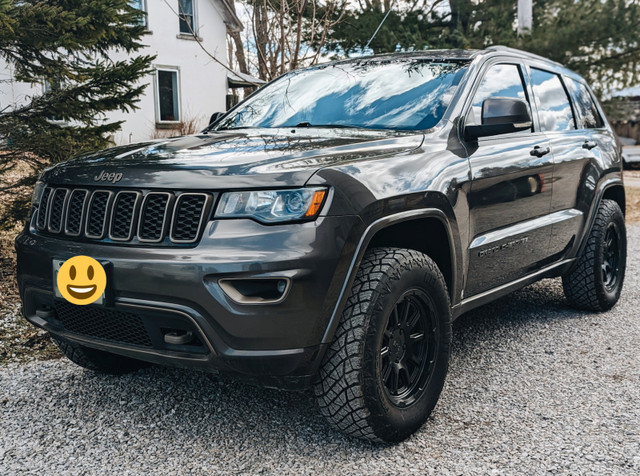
[41,128,424,189]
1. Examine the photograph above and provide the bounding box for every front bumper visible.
[16,215,363,389]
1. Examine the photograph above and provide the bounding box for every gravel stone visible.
[1,224,640,475]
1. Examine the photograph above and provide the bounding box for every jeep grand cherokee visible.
[16,46,626,442]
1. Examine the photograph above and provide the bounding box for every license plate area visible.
[53,258,106,305]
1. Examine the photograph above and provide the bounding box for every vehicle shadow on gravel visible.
[451,277,582,354]
[19,278,590,453]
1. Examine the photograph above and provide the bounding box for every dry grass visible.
[625,186,640,225]
[150,115,205,139]
[0,160,61,364]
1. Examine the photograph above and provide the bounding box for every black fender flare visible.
[320,208,459,344]
[573,177,625,264]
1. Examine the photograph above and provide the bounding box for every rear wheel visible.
[562,199,626,311]
[314,248,451,443]
[52,335,148,375]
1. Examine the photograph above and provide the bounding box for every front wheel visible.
[314,248,451,443]
[562,198,626,311]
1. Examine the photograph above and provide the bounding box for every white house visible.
[0,0,250,146]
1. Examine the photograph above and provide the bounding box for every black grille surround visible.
[34,186,215,246]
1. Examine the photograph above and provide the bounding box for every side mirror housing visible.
[209,111,225,126]
[464,97,532,139]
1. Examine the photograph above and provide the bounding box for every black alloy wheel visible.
[602,224,621,292]
[380,289,438,408]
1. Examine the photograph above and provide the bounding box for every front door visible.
[464,63,554,297]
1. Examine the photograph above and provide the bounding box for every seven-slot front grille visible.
[35,186,212,245]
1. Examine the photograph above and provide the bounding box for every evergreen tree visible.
[322,0,640,94]
[0,0,154,223]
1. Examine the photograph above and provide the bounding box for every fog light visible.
[277,280,287,294]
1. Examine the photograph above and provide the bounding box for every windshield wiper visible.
[213,126,259,131]
[293,122,363,129]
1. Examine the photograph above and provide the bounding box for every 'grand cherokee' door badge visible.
[478,236,529,257]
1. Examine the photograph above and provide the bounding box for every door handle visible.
[582,140,598,150]
[530,146,551,157]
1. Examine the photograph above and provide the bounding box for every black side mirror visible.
[209,112,225,126]
[464,97,532,139]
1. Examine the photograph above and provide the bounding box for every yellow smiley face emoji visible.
[57,256,107,305]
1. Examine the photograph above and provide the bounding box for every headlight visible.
[31,181,45,207]
[215,188,327,223]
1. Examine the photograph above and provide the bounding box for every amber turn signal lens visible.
[304,190,326,217]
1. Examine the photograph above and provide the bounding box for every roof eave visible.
[211,0,243,32]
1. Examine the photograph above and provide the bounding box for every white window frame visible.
[42,79,67,125]
[154,67,182,124]
[130,0,148,28]
[178,0,198,35]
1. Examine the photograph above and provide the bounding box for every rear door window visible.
[564,77,604,129]
[530,68,576,132]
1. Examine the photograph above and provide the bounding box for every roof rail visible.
[484,45,565,67]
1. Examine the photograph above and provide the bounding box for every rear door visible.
[527,67,587,259]
[464,62,554,297]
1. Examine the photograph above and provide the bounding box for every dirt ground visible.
[1,173,639,365]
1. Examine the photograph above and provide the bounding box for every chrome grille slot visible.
[85,191,112,239]
[138,192,172,242]
[170,193,209,243]
[33,186,212,245]
[65,189,88,236]
[109,191,140,241]
[36,187,53,230]
[47,188,68,233]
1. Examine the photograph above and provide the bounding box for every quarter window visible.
[156,69,180,122]
[469,64,529,128]
[530,68,575,132]
[178,0,195,34]
[564,78,604,129]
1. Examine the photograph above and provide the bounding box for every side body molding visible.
[320,208,458,344]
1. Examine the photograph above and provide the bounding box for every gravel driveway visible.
[1,226,639,475]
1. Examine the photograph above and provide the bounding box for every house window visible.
[178,0,195,34]
[130,0,147,28]
[43,79,63,122]
[156,69,180,122]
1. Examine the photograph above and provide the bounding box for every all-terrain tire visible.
[52,335,148,375]
[562,198,626,311]
[314,247,451,443]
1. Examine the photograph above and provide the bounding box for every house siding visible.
[0,0,232,146]
[109,0,230,144]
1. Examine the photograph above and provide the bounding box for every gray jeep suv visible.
[16,46,626,442]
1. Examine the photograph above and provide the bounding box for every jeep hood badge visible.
[94,170,123,184]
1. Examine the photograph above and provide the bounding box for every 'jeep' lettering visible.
[93,170,123,184]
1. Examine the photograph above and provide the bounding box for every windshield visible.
[215,59,469,131]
